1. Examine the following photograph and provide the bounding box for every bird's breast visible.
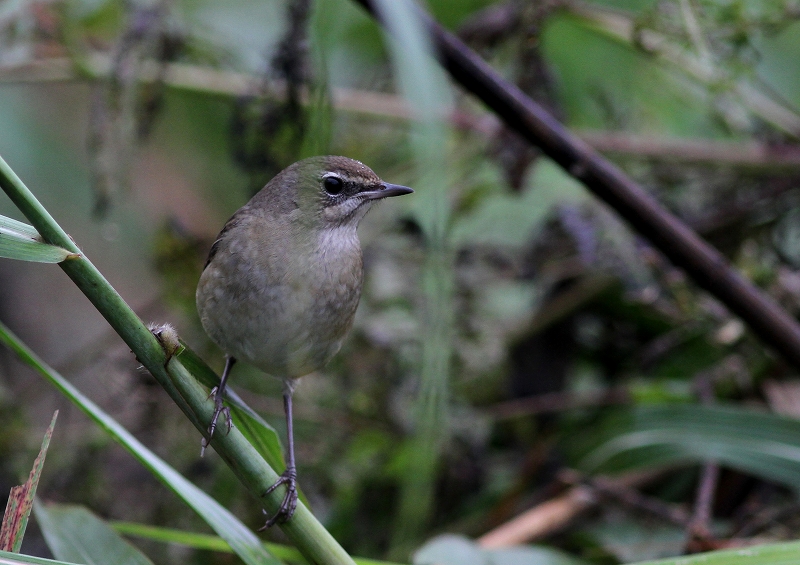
[196,220,364,378]
[310,225,364,327]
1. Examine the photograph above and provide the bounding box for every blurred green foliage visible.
[3,0,800,564]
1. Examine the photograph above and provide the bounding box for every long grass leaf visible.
[580,404,800,491]
[0,549,84,565]
[634,539,800,565]
[175,343,286,470]
[0,215,76,263]
[111,521,405,565]
[0,322,281,565]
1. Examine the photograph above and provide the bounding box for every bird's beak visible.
[361,183,414,200]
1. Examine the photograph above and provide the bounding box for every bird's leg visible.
[259,381,299,529]
[201,355,236,456]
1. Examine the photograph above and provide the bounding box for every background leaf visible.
[413,535,586,565]
[635,540,800,565]
[579,404,800,491]
[34,503,154,565]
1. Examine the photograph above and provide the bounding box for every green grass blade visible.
[0,322,281,565]
[111,522,405,565]
[0,215,76,263]
[0,549,84,565]
[414,535,800,565]
[0,215,40,239]
[580,404,800,491]
[112,522,239,553]
[173,347,303,505]
[34,503,154,565]
[112,522,304,562]
[233,407,289,475]
[176,344,286,470]
[633,539,800,565]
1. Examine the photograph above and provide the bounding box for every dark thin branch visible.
[685,372,722,552]
[687,464,720,537]
[559,469,690,527]
[579,131,800,168]
[7,56,800,169]
[352,0,800,369]
[733,499,800,538]
[486,387,629,420]
[457,2,522,47]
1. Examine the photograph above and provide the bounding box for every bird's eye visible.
[323,176,344,195]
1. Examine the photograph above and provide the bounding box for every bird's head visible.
[258,156,413,230]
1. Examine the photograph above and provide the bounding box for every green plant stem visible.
[163,356,353,563]
[0,155,356,565]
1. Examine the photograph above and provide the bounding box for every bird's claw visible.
[258,468,298,529]
[201,386,233,457]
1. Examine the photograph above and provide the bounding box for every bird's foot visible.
[258,467,298,529]
[201,386,233,457]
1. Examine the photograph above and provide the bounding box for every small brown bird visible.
[196,156,412,527]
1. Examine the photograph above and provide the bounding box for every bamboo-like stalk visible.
[0,154,356,565]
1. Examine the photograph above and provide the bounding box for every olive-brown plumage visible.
[196,156,412,527]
